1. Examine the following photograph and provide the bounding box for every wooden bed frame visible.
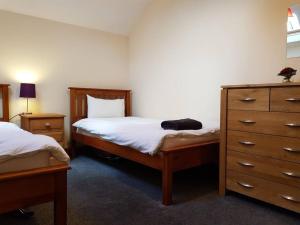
[0,84,9,121]
[69,87,219,205]
[0,84,69,225]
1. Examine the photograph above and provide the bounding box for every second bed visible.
[69,87,220,205]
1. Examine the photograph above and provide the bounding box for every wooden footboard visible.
[0,165,69,225]
[161,142,219,205]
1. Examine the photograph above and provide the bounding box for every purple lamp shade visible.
[20,83,36,98]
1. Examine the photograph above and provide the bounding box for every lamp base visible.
[21,112,33,115]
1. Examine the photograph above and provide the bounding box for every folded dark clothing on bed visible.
[161,118,203,130]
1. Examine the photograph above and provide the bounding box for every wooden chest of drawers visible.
[220,83,300,213]
[21,113,65,148]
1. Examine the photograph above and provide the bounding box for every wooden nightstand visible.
[21,113,65,148]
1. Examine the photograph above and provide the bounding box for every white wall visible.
[0,10,129,139]
[129,0,292,122]
[1,1,298,140]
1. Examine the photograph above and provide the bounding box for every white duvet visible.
[0,122,70,164]
[73,117,219,155]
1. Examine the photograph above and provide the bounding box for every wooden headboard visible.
[0,84,9,122]
[69,87,131,131]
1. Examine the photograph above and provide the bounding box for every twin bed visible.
[0,84,69,225]
[69,87,220,205]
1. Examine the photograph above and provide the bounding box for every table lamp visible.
[20,83,36,114]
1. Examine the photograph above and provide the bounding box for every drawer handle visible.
[285,98,300,102]
[239,120,256,124]
[282,171,300,178]
[237,181,254,189]
[45,123,51,128]
[240,97,256,102]
[280,195,300,203]
[239,141,255,146]
[285,123,300,128]
[283,147,300,153]
[238,161,255,167]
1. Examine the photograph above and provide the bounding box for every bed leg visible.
[68,140,77,158]
[54,171,67,225]
[162,153,173,205]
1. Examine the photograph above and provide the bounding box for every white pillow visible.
[87,95,125,118]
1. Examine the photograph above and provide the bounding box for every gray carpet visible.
[0,151,299,225]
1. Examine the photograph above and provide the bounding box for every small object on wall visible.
[278,67,297,83]
[288,8,293,17]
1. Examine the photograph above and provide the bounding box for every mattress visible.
[74,117,220,154]
[0,122,70,174]
[78,128,219,151]
[0,151,65,174]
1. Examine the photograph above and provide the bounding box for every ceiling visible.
[0,0,152,35]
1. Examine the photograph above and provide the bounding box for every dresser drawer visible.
[228,88,269,111]
[228,110,300,138]
[227,131,300,163]
[32,131,65,148]
[30,118,64,132]
[44,132,64,142]
[227,151,300,188]
[227,170,300,213]
[271,87,300,112]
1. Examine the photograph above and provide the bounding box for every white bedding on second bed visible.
[73,117,219,155]
[0,122,70,165]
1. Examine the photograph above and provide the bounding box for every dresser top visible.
[20,113,65,119]
[221,82,300,89]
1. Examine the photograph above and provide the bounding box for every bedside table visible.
[21,113,65,148]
